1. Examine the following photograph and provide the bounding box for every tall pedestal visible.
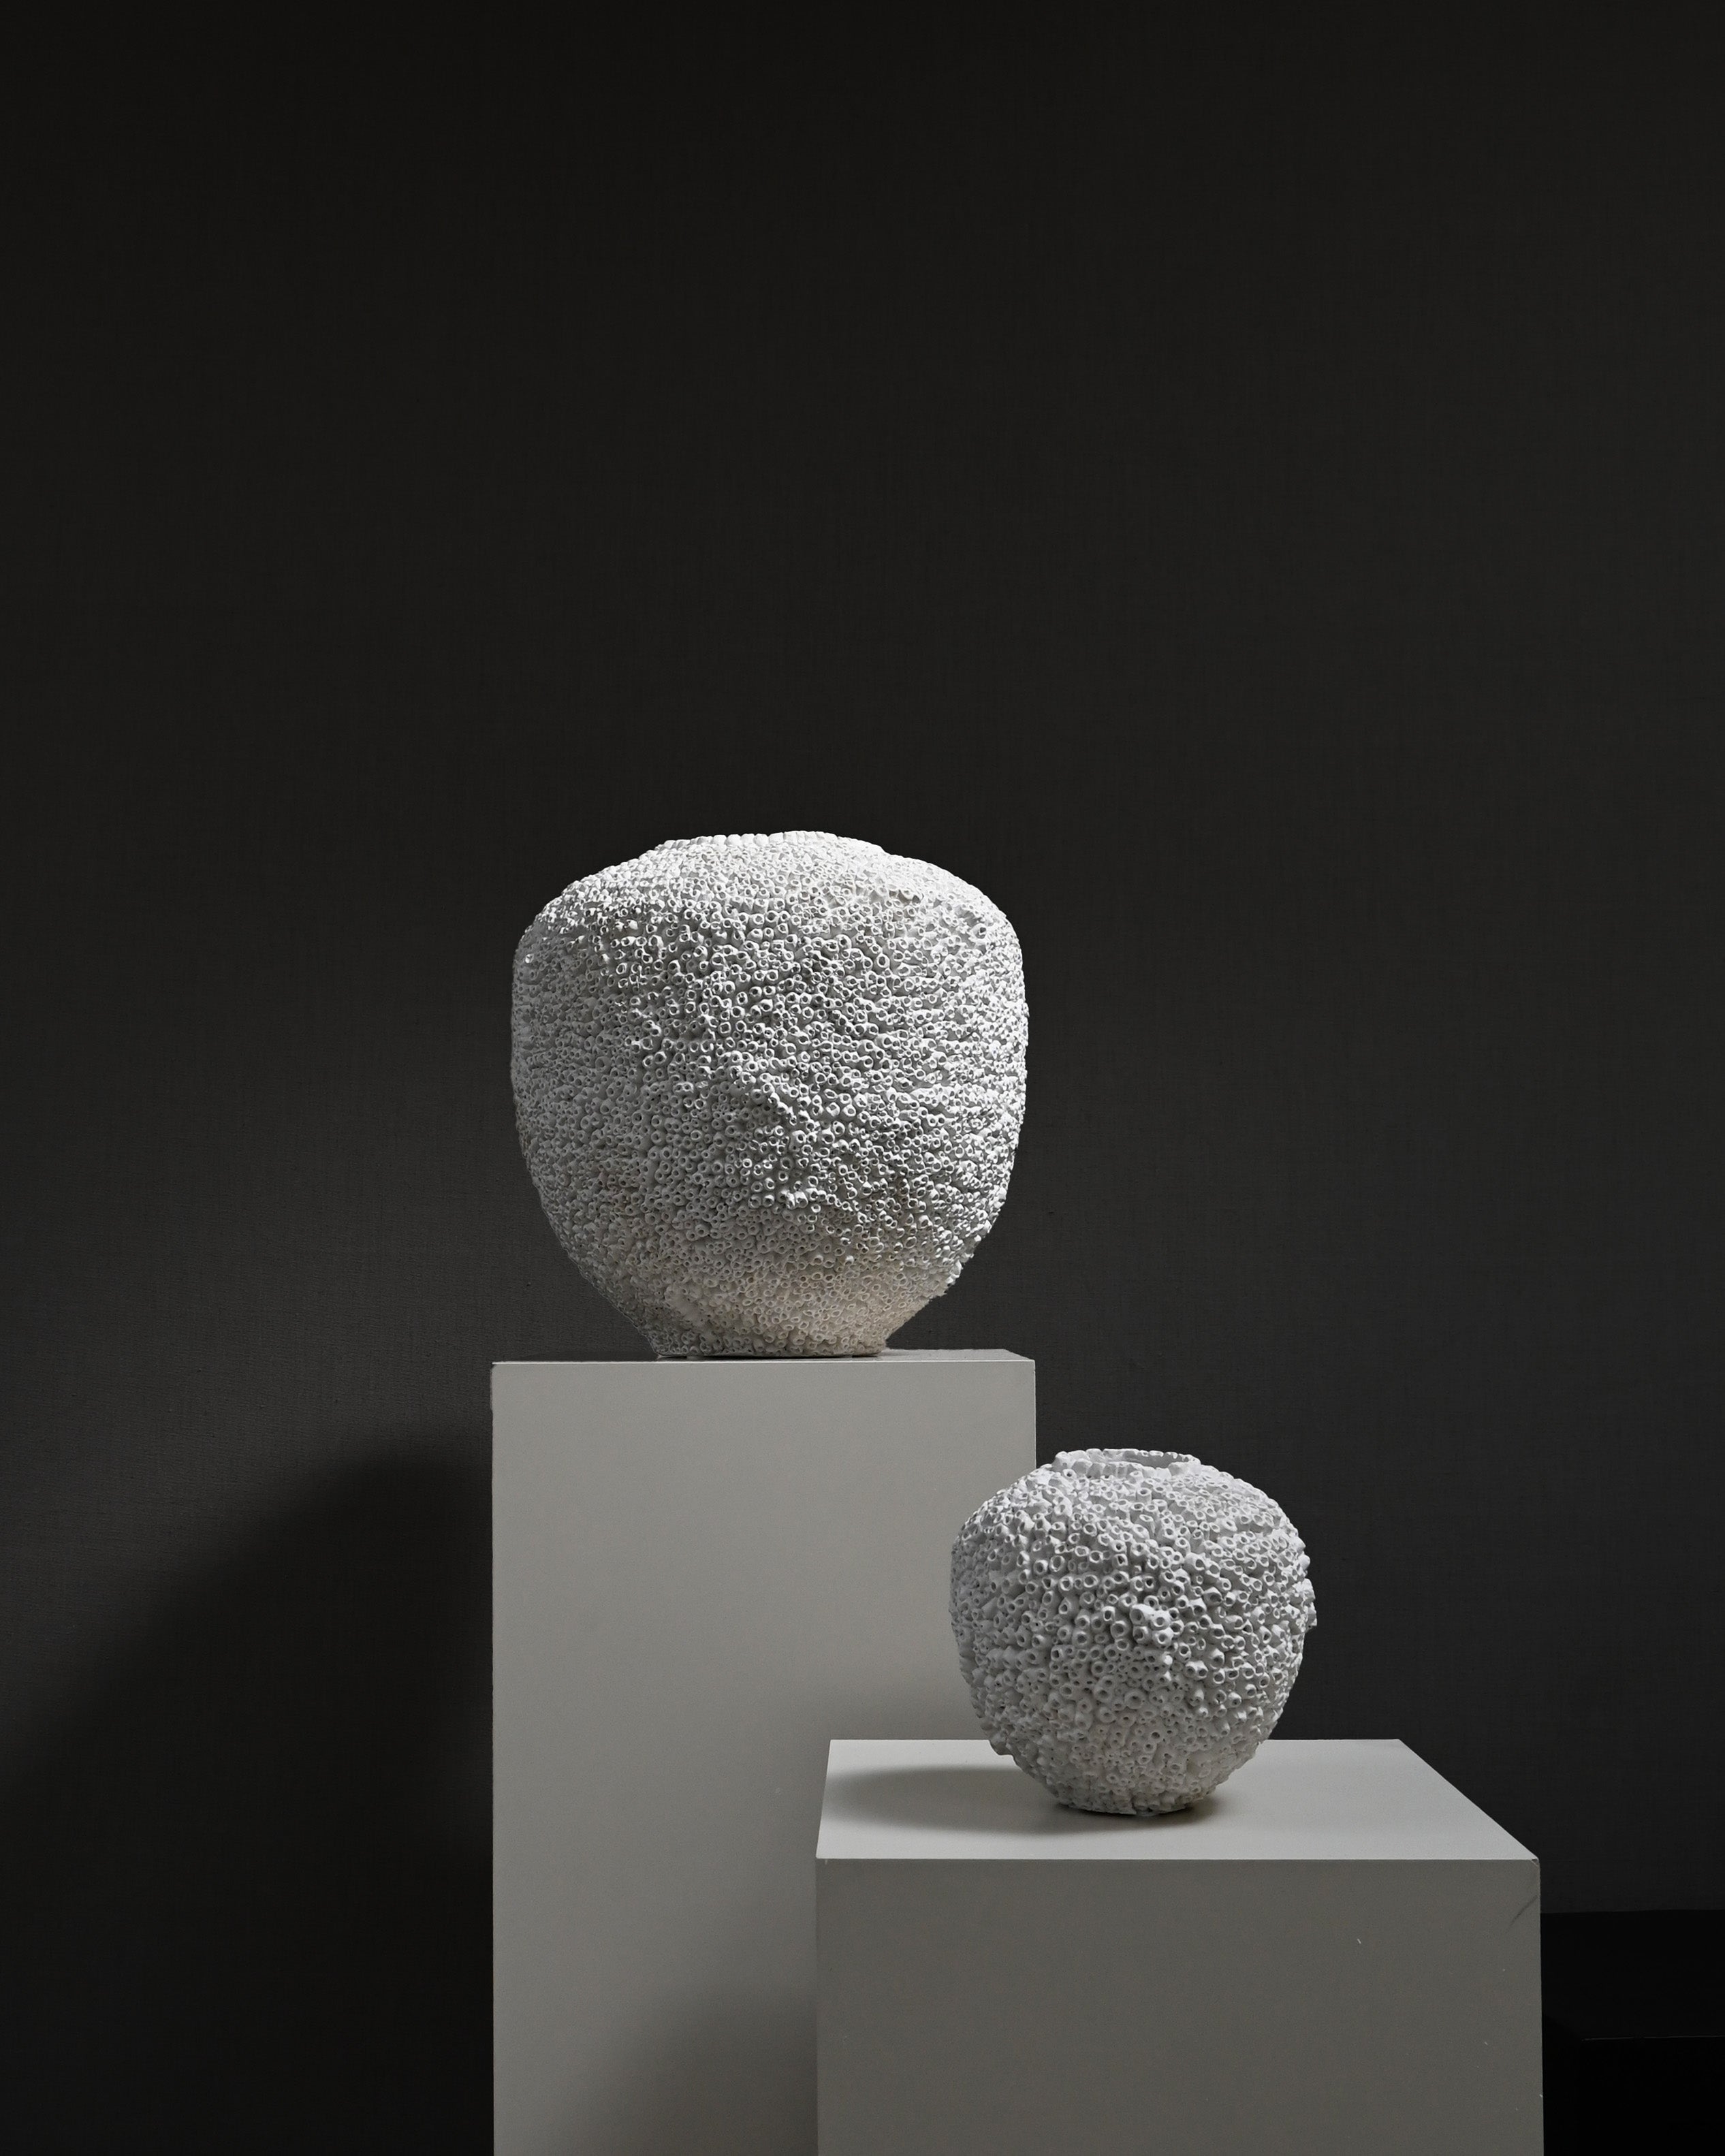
[817,1737,1542,2156]
[493,1352,1034,2156]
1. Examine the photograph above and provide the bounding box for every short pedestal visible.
[817,1737,1540,2156]
[493,1352,1034,2156]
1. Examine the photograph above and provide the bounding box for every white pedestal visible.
[493,1353,1034,2156]
[817,1737,1541,2156]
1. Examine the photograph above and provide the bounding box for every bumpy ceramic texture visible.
[512,831,1027,1356]
[952,1448,1316,1813]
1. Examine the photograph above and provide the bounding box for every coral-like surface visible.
[512,831,1027,1355]
[951,1449,1316,1813]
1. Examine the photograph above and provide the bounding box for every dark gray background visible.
[5,16,1722,2150]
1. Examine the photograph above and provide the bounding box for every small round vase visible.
[951,1448,1316,1814]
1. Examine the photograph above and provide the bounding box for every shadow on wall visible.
[0,1447,490,2156]
[579,1991,814,2156]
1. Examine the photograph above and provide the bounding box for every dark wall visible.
[5,15,1722,2145]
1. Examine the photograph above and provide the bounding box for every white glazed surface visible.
[951,1448,1316,1813]
[512,831,1027,1355]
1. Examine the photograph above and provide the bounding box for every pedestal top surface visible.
[494,1348,1029,1370]
[817,1738,1534,1865]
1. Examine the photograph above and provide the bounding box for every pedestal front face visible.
[492,1353,1034,2156]
[817,1737,1542,2156]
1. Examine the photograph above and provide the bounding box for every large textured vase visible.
[511,830,1028,1356]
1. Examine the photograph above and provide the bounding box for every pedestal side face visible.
[816,1739,1540,2156]
[492,1354,1034,2156]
